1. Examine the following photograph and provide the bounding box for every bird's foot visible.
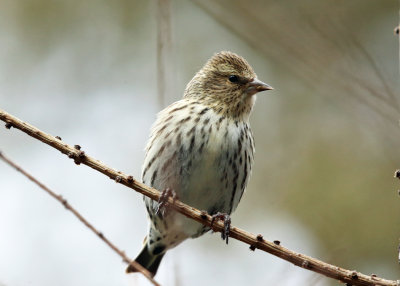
[211,212,231,244]
[156,188,177,217]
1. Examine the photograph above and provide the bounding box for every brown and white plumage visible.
[127,51,273,276]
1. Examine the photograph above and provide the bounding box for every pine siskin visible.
[127,51,273,276]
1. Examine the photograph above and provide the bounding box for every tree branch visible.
[0,151,160,286]
[0,108,398,286]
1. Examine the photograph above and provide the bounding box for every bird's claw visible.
[156,188,177,217]
[211,212,231,244]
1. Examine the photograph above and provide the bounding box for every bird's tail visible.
[126,241,165,277]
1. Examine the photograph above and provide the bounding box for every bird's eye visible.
[229,75,239,83]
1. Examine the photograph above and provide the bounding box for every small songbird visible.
[127,51,273,276]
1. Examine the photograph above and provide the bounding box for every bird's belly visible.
[180,145,231,213]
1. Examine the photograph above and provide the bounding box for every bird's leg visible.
[211,212,231,244]
[156,188,178,217]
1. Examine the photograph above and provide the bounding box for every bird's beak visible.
[246,78,273,95]
[250,78,273,91]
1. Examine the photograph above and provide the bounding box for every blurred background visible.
[0,0,399,285]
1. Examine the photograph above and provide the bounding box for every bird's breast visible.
[143,100,254,215]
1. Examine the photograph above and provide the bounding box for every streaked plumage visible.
[127,51,273,276]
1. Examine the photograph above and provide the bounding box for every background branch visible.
[0,151,160,286]
[156,0,174,108]
[0,108,398,286]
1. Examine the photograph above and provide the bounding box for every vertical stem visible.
[156,0,174,108]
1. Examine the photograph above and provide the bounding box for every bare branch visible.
[0,150,160,286]
[0,108,398,286]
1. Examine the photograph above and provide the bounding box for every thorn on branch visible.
[61,198,68,208]
[394,170,400,179]
[67,149,86,165]
[74,145,81,150]
[249,234,264,252]
[55,136,62,140]
[273,240,281,245]
[127,175,134,183]
[351,271,359,280]
[115,176,123,183]
[5,122,12,129]
[395,25,399,35]
[200,210,208,220]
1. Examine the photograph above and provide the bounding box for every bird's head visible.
[184,51,273,119]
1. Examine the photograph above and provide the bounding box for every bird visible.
[126,51,273,276]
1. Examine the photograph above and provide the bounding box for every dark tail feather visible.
[126,243,165,277]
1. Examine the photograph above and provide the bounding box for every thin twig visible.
[0,151,160,286]
[156,0,174,108]
[0,109,398,286]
